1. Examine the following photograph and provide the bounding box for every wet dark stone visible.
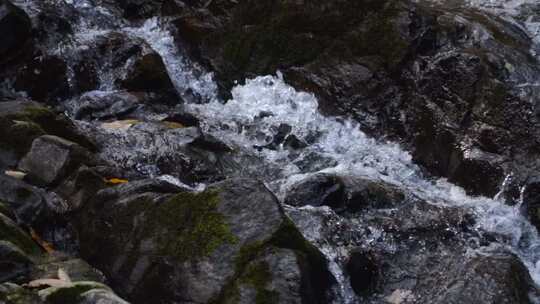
[284,174,346,210]
[190,132,232,153]
[523,179,540,230]
[0,175,52,227]
[119,53,177,98]
[14,56,69,104]
[165,109,200,127]
[0,100,96,161]
[346,250,378,296]
[285,174,406,213]
[0,0,32,64]
[69,91,141,121]
[73,178,334,304]
[174,0,540,199]
[18,135,97,187]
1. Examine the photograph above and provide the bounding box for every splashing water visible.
[14,0,539,300]
[124,18,218,102]
[186,73,540,283]
[124,15,540,294]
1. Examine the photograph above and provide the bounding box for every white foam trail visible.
[124,18,218,102]
[185,73,540,286]
[81,6,540,297]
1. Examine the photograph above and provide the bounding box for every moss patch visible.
[150,191,237,262]
[0,105,94,156]
[211,218,328,304]
[240,262,280,304]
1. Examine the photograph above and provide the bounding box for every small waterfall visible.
[125,17,540,297]
[15,1,540,302]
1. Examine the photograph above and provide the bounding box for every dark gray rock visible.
[284,174,345,209]
[0,175,51,227]
[284,174,406,213]
[81,121,232,184]
[118,52,176,97]
[14,55,70,104]
[73,178,334,304]
[287,195,535,303]
[0,282,43,304]
[0,100,95,159]
[68,91,142,121]
[18,135,96,187]
[0,0,32,64]
[346,250,378,297]
[173,0,540,200]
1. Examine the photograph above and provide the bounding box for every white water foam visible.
[124,18,218,102]
[186,73,540,285]
[127,16,540,290]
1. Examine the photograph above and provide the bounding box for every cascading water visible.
[129,16,540,302]
[13,0,540,302]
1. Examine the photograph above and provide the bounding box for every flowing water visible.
[12,0,540,302]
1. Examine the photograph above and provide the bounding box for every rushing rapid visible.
[11,0,540,302]
[112,18,540,303]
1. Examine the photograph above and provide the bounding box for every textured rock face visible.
[286,184,539,303]
[14,55,70,104]
[18,135,95,187]
[0,0,539,303]
[172,0,540,201]
[0,0,31,63]
[74,178,334,303]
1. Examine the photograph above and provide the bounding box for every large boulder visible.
[0,0,32,64]
[0,175,55,227]
[73,178,334,303]
[286,191,537,303]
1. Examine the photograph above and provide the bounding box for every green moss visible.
[0,214,41,256]
[240,262,279,304]
[150,191,237,262]
[211,220,316,304]
[0,105,93,155]
[235,241,265,272]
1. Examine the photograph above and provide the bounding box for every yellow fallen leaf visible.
[30,228,55,254]
[101,119,139,131]
[162,121,185,129]
[106,178,129,184]
[26,279,72,288]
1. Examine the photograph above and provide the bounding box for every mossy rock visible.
[149,190,238,262]
[211,219,333,304]
[108,190,238,263]
[0,213,41,256]
[0,101,94,157]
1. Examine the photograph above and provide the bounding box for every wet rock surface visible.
[73,178,334,303]
[0,0,31,64]
[0,0,540,303]
[173,0,540,202]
